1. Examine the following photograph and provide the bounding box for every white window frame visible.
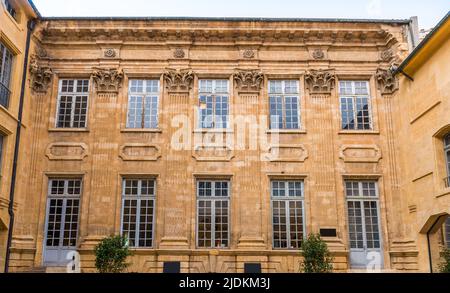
[2,0,17,19]
[120,178,157,248]
[198,79,230,129]
[44,179,82,249]
[339,81,373,131]
[270,180,306,250]
[268,80,301,130]
[0,42,14,108]
[55,79,90,128]
[345,181,382,250]
[196,180,231,249]
[0,135,4,183]
[445,134,450,185]
[126,79,160,129]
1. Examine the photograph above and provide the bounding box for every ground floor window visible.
[197,180,230,248]
[271,180,305,249]
[121,179,156,248]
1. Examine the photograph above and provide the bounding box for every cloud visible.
[366,0,382,17]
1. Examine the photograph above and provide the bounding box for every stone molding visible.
[304,69,336,95]
[91,67,124,93]
[233,69,264,93]
[376,68,399,95]
[29,55,53,93]
[163,68,195,93]
[45,142,89,161]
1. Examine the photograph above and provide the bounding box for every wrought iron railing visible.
[0,83,11,109]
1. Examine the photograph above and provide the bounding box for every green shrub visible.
[94,235,131,273]
[439,248,450,273]
[301,233,334,273]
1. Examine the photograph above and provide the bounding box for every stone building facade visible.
[0,0,39,272]
[1,8,448,273]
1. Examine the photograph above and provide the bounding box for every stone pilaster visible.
[159,69,194,249]
[233,69,266,249]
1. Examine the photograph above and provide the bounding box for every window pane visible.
[285,97,299,129]
[269,96,283,129]
[347,201,364,249]
[57,96,73,128]
[73,96,88,128]
[341,97,355,130]
[127,96,143,128]
[199,96,214,128]
[355,97,371,130]
[269,80,282,94]
[215,96,229,128]
[272,201,287,248]
[288,201,304,249]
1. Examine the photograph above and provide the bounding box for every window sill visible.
[266,129,307,134]
[436,189,450,199]
[121,128,162,133]
[338,130,380,135]
[193,129,234,134]
[48,128,90,133]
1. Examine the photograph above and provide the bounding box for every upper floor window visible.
[0,135,4,183]
[339,81,372,130]
[121,179,156,248]
[198,79,229,129]
[127,80,159,129]
[269,80,300,130]
[3,0,16,19]
[56,79,89,128]
[445,133,450,187]
[0,42,14,109]
[271,180,305,249]
[197,180,230,248]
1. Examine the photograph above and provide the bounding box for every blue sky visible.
[33,0,449,29]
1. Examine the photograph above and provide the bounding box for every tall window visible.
[269,80,300,130]
[339,81,372,130]
[346,181,381,250]
[56,79,89,128]
[198,80,229,129]
[271,180,305,249]
[121,179,156,248]
[0,135,4,182]
[127,80,159,129]
[0,42,14,108]
[3,0,16,19]
[445,133,450,187]
[45,179,82,249]
[197,180,230,248]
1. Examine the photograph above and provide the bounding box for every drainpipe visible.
[4,18,36,273]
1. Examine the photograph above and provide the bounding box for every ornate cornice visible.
[91,67,123,93]
[304,69,336,95]
[163,68,194,93]
[29,55,53,93]
[376,68,398,95]
[233,69,264,93]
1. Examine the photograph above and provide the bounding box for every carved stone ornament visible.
[29,55,53,93]
[173,48,186,59]
[381,49,393,62]
[91,67,124,93]
[242,49,255,59]
[312,49,325,60]
[163,68,194,92]
[233,69,264,93]
[376,68,399,95]
[304,69,336,94]
[104,48,117,58]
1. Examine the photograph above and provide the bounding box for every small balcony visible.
[444,176,450,189]
[0,83,11,109]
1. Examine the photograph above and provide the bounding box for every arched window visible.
[445,133,450,187]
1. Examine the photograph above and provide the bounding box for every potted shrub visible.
[300,233,334,273]
[94,235,131,273]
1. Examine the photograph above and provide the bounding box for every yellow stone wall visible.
[394,18,450,272]
[0,0,37,272]
[5,16,443,273]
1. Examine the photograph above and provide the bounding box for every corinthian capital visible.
[29,55,53,93]
[376,68,399,95]
[92,67,124,93]
[163,68,194,93]
[233,69,264,93]
[304,69,336,95]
